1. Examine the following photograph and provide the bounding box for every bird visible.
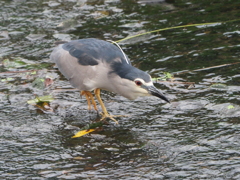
[50,38,169,123]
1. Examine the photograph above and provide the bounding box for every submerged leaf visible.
[3,58,27,69]
[1,77,14,82]
[31,78,45,89]
[72,129,95,138]
[82,121,105,130]
[92,11,109,19]
[31,71,37,75]
[210,83,228,90]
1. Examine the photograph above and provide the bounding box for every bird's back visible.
[63,38,130,65]
[50,38,131,91]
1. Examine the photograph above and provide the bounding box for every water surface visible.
[0,0,240,179]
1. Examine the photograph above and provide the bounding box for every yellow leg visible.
[94,88,119,124]
[80,91,91,110]
[87,91,98,111]
[94,89,108,115]
[80,91,98,111]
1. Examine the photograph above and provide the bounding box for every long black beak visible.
[147,85,170,103]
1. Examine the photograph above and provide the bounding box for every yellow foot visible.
[94,88,128,124]
[99,112,128,124]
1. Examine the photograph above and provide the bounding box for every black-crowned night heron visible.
[50,38,169,123]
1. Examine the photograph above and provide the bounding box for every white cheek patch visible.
[145,81,153,86]
[134,77,153,87]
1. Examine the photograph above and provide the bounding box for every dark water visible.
[0,0,240,179]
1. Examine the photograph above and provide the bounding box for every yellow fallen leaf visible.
[72,129,95,138]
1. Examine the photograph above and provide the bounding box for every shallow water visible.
[0,0,240,179]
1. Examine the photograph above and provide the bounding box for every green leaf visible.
[164,72,173,79]
[30,71,37,75]
[27,95,54,105]
[151,77,160,81]
[152,72,173,81]
[37,95,54,102]
[227,105,235,109]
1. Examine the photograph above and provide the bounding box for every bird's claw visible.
[99,112,119,124]
[99,113,128,124]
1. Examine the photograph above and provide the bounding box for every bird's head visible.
[130,77,170,102]
[109,63,169,102]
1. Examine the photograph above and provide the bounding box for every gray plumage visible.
[50,38,169,102]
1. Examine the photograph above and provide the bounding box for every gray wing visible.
[50,44,97,90]
[50,38,131,90]
[62,40,99,66]
[62,38,131,66]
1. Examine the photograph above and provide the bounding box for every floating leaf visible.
[227,105,235,109]
[27,99,37,105]
[71,121,105,138]
[28,95,54,112]
[72,129,95,138]
[27,95,54,105]
[38,95,54,102]
[164,72,173,79]
[152,72,174,81]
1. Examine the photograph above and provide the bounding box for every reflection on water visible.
[0,0,240,179]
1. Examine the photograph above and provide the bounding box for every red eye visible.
[135,80,142,86]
